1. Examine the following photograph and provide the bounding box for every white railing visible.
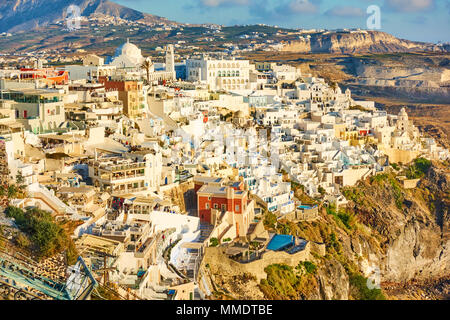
[28,183,77,215]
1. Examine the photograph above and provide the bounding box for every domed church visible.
[109,39,146,69]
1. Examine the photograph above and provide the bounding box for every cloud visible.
[324,6,365,17]
[247,0,321,22]
[384,0,435,12]
[286,0,320,13]
[200,0,249,7]
[183,0,250,12]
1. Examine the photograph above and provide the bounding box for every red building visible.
[197,184,253,238]
[193,175,254,238]
[193,176,225,193]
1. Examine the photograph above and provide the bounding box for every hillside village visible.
[0,40,448,300]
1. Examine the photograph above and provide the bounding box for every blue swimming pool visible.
[297,204,317,210]
[266,234,295,251]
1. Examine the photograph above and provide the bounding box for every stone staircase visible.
[196,223,213,243]
[218,225,233,242]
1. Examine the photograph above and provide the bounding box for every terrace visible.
[1,90,63,104]
[266,234,308,255]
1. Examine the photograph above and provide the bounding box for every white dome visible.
[115,42,141,59]
[110,40,144,68]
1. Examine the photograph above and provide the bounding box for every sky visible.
[115,0,450,43]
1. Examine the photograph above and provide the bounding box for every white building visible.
[186,56,251,91]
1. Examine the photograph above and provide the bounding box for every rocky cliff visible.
[339,53,450,104]
[282,31,448,54]
[342,164,449,283]
[199,161,449,300]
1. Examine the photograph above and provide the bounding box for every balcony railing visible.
[112,187,147,195]
[110,173,145,181]
[109,163,146,172]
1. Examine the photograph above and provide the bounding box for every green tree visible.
[7,185,17,198]
[406,157,432,179]
[5,206,74,259]
[16,171,25,188]
[318,186,325,196]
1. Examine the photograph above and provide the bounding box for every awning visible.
[124,197,137,205]
[1,121,23,128]
[180,242,204,250]
[154,198,172,206]
[225,246,248,256]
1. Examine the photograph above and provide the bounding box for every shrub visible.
[260,264,300,300]
[298,261,317,274]
[388,177,404,210]
[15,233,30,249]
[337,212,354,230]
[326,204,336,215]
[327,232,342,255]
[6,206,26,224]
[349,273,385,300]
[66,241,79,265]
[263,211,278,229]
[342,188,364,204]
[5,206,74,259]
[7,185,18,198]
[349,105,368,112]
[318,186,325,195]
[405,157,431,179]
[209,237,219,247]
[371,174,388,184]
[277,222,291,235]
[326,205,354,230]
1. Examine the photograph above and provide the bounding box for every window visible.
[214,204,218,209]
[206,203,210,209]
[235,204,240,212]
[221,204,226,211]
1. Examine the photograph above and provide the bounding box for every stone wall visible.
[310,241,326,256]
[280,207,319,222]
[201,242,312,281]
[381,147,421,164]
[400,178,420,189]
